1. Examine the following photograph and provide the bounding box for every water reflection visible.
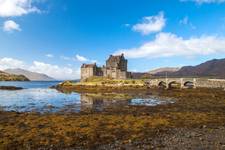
[80,93,131,112]
[0,85,173,113]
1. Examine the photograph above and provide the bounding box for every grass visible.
[78,76,145,86]
[56,77,148,93]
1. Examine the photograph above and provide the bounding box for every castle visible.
[81,54,130,81]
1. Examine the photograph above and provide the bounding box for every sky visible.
[1,0,225,80]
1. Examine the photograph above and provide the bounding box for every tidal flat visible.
[0,88,225,149]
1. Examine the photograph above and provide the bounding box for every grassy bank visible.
[55,77,148,93]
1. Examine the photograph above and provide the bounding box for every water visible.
[0,81,61,89]
[0,81,173,113]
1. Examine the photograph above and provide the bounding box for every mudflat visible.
[0,88,225,149]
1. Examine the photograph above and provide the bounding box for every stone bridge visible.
[145,78,225,89]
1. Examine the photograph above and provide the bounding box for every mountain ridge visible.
[4,68,55,81]
[154,58,225,78]
[148,67,180,75]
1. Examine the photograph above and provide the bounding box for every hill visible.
[149,67,180,75]
[0,71,29,81]
[157,58,225,78]
[131,72,152,79]
[4,68,55,81]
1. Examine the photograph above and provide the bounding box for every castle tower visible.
[103,54,128,79]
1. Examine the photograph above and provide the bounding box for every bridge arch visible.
[183,81,194,88]
[168,81,180,89]
[158,81,166,88]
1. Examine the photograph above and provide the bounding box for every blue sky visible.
[0,0,225,79]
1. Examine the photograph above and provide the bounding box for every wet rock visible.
[0,86,23,90]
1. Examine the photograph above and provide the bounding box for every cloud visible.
[180,17,189,25]
[60,54,97,64]
[180,0,225,4]
[179,16,196,29]
[60,56,71,61]
[74,54,97,63]
[3,20,21,32]
[29,61,80,80]
[46,54,54,58]
[0,0,40,17]
[132,11,166,35]
[115,32,225,59]
[0,57,80,80]
[75,54,88,62]
[124,24,130,27]
[0,57,25,70]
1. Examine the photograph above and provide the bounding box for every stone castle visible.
[81,54,130,81]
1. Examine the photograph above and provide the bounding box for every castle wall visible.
[118,71,127,79]
[103,68,127,79]
[81,67,95,81]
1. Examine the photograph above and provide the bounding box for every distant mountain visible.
[0,70,29,81]
[149,67,180,75]
[5,68,55,81]
[131,72,152,79]
[161,58,225,78]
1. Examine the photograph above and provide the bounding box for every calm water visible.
[0,81,173,113]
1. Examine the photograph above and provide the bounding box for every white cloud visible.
[0,0,40,17]
[124,24,130,27]
[132,11,166,35]
[180,17,189,25]
[29,61,80,80]
[179,16,196,29]
[115,32,225,59]
[0,57,25,70]
[46,54,54,58]
[60,56,71,61]
[75,54,88,62]
[3,20,21,32]
[180,0,225,4]
[0,57,80,80]
[74,54,97,63]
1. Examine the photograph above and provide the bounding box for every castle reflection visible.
[80,93,132,111]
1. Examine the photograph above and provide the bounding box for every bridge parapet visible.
[146,78,225,89]
[195,78,225,89]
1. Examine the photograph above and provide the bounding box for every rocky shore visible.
[0,88,225,149]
